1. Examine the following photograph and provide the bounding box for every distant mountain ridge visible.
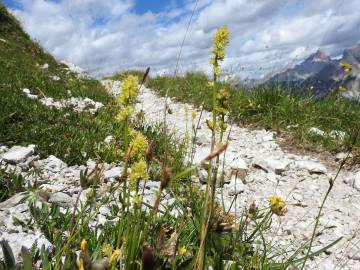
[265,44,360,98]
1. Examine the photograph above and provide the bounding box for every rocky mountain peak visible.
[305,50,331,63]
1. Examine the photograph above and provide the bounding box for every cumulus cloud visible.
[6,0,360,79]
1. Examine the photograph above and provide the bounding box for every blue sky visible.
[132,0,184,14]
[4,0,360,79]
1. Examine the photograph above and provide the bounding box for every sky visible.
[3,0,360,80]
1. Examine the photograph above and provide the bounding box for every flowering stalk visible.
[196,25,230,270]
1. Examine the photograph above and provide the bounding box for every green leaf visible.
[21,247,32,270]
[40,246,49,270]
[0,240,15,269]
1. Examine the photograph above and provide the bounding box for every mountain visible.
[266,45,360,98]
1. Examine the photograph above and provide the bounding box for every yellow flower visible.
[129,160,149,181]
[208,81,215,87]
[130,132,149,160]
[101,243,113,257]
[209,26,230,79]
[191,111,196,120]
[339,85,346,92]
[109,248,121,264]
[117,75,139,105]
[216,88,230,114]
[116,105,134,122]
[134,194,141,205]
[219,121,228,132]
[78,258,84,270]
[81,239,87,252]
[178,246,187,256]
[339,62,353,72]
[268,196,288,216]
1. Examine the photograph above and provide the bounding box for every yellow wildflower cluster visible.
[339,85,346,92]
[129,160,149,181]
[209,26,230,78]
[116,105,134,122]
[178,246,187,256]
[338,62,353,93]
[339,62,353,73]
[130,131,149,160]
[268,196,288,216]
[116,75,139,122]
[101,243,113,257]
[215,88,230,114]
[117,75,139,105]
[109,248,121,264]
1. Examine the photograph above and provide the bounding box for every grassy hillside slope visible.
[0,4,120,165]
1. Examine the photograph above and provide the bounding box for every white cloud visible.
[8,0,360,79]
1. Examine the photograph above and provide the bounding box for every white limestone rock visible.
[51,75,61,81]
[335,152,352,161]
[48,192,73,207]
[253,156,291,174]
[37,155,67,173]
[329,130,346,140]
[295,160,327,174]
[195,133,209,145]
[103,167,122,180]
[1,145,35,164]
[0,232,53,262]
[352,171,360,191]
[197,168,208,183]
[104,135,113,144]
[308,127,327,137]
[0,193,26,210]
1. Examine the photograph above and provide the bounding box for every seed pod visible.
[142,245,156,270]
[146,139,156,163]
[202,143,228,162]
[161,167,172,189]
[141,67,150,86]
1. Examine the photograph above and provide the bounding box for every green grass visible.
[0,4,117,165]
[147,72,360,155]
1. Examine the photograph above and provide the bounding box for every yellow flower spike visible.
[80,239,87,253]
[109,248,121,264]
[209,25,230,80]
[211,26,230,61]
[130,132,149,160]
[178,246,187,256]
[129,160,149,181]
[268,196,288,216]
[117,75,139,105]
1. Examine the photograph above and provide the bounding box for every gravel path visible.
[103,80,360,269]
